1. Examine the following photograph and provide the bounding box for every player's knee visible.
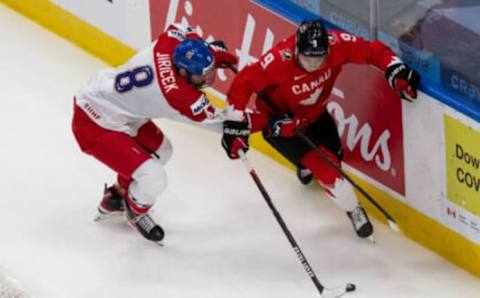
[155,137,173,165]
[129,158,168,206]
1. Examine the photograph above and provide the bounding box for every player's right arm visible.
[226,48,284,132]
[222,48,282,159]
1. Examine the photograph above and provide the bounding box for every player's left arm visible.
[334,31,420,101]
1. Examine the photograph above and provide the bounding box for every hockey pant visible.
[72,101,172,213]
[263,111,359,212]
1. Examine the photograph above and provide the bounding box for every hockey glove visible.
[268,115,308,138]
[222,120,250,159]
[385,63,420,102]
[209,40,238,68]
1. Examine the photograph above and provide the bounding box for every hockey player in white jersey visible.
[71,23,237,243]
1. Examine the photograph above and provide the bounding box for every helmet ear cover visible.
[296,19,329,57]
[173,39,215,77]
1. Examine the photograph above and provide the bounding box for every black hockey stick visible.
[227,64,399,232]
[237,150,356,298]
[294,128,399,231]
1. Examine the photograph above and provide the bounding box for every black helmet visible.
[296,19,329,57]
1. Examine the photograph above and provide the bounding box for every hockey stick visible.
[237,150,356,298]
[294,128,399,231]
[227,64,399,232]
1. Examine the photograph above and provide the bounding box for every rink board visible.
[2,0,478,277]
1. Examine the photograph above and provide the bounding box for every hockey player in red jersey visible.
[72,23,237,243]
[221,19,420,239]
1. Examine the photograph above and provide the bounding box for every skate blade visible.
[367,235,376,243]
[126,220,165,246]
[94,211,124,222]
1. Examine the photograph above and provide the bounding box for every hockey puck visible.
[346,283,356,292]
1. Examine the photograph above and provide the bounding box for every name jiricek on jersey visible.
[155,53,178,93]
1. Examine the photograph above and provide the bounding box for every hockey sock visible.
[300,148,341,186]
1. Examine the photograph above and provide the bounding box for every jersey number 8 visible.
[114,65,154,93]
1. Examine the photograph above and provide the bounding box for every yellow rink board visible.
[2,0,478,278]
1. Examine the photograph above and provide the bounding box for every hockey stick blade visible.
[401,91,414,102]
[388,220,400,232]
[322,283,356,298]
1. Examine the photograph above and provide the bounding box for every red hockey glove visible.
[222,120,250,159]
[385,63,421,102]
[209,40,238,68]
[268,115,308,138]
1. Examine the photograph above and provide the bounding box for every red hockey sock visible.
[117,176,131,194]
[126,195,151,214]
[300,148,341,187]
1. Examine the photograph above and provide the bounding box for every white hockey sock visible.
[129,158,168,207]
[325,178,359,212]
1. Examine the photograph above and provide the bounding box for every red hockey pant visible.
[71,101,166,211]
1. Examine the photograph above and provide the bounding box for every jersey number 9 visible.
[114,65,154,93]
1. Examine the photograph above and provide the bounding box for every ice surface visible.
[0,3,478,298]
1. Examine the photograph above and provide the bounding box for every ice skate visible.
[347,205,374,241]
[296,165,313,185]
[94,184,126,221]
[126,201,165,243]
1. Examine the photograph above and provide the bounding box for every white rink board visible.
[440,107,480,243]
[403,92,480,244]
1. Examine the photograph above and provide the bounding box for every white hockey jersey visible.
[75,24,222,136]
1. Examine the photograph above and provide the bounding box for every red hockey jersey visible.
[227,30,398,132]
